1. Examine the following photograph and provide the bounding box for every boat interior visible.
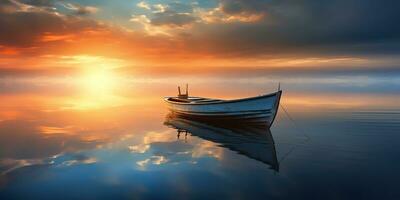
[168,84,224,103]
[167,97,223,104]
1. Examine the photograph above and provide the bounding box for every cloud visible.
[0,0,19,13]
[168,2,193,13]
[220,0,268,15]
[130,3,197,35]
[137,1,150,10]
[0,0,102,48]
[197,6,264,23]
[130,14,170,35]
[0,6,63,46]
[60,3,98,16]
[21,0,54,7]
[134,2,196,28]
[187,0,400,57]
[152,4,166,13]
[0,0,46,13]
[130,14,150,24]
[1,0,400,68]
[151,10,196,27]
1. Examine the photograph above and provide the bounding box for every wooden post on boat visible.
[177,85,188,99]
[186,84,189,97]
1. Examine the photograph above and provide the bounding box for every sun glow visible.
[62,55,126,96]
[64,71,126,110]
[81,69,118,94]
[65,67,128,110]
[57,55,131,110]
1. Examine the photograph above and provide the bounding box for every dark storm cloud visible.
[190,0,400,57]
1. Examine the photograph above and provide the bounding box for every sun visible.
[67,68,125,110]
[59,55,131,109]
[82,69,117,94]
[74,56,123,95]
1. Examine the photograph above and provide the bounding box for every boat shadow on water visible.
[164,113,279,172]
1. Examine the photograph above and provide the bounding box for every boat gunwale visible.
[164,90,282,105]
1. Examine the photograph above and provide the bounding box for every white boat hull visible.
[164,91,282,126]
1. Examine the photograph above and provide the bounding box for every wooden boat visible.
[164,85,282,127]
[164,114,279,171]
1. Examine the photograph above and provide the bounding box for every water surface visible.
[1,73,400,199]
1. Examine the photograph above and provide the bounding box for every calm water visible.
[1,72,400,199]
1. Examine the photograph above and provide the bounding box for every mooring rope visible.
[280,103,311,141]
[277,103,311,164]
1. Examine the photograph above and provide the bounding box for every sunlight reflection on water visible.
[0,75,400,199]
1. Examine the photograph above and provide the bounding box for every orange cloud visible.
[41,33,76,42]
[0,46,19,55]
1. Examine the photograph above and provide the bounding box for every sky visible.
[1,0,400,76]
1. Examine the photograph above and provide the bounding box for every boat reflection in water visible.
[164,113,279,171]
